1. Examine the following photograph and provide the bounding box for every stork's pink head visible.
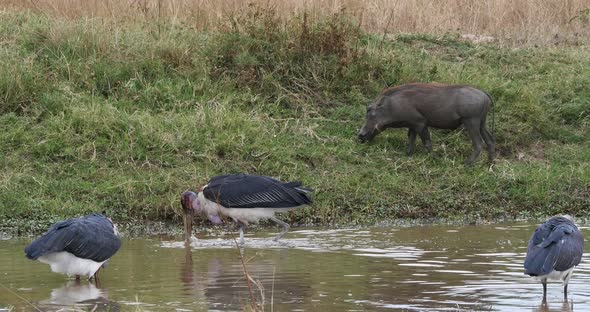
[181,190,200,242]
[180,191,201,214]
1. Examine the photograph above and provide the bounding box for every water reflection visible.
[40,281,103,305]
[37,281,121,311]
[178,240,224,304]
[177,239,314,310]
[1,223,590,311]
[179,240,200,295]
[534,301,573,312]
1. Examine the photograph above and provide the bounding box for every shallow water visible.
[2,222,590,311]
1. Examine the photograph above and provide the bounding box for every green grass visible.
[1,8,589,234]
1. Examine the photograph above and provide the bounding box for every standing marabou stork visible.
[524,215,584,303]
[25,213,121,281]
[181,173,313,244]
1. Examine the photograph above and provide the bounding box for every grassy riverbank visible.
[1,7,589,234]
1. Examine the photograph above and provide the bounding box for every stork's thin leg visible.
[233,221,246,245]
[93,268,101,284]
[542,279,547,304]
[564,283,568,300]
[270,217,290,241]
[94,272,101,287]
[239,223,245,245]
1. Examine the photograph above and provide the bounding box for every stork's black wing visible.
[25,213,121,262]
[203,174,313,208]
[553,225,584,271]
[524,217,584,276]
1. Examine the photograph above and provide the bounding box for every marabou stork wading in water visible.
[524,215,584,303]
[25,213,121,281]
[181,173,313,244]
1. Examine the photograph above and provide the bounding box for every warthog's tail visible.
[483,90,495,137]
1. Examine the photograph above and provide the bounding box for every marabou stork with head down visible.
[181,173,313,244]
[25,213,121,281]
[524,215,584,303]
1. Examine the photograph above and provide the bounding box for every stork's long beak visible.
[184,208,194,243]
[181,191,197,243]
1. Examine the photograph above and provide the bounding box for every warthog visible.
[358,83,495,165]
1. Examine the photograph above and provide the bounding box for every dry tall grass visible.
[2,0,589,45]
[0,0,590,44]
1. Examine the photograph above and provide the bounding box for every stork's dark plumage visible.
[181,174,313,244]
[524,215,584,302]
[25,213,121,280]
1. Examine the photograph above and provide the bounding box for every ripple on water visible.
[352,246,426,260]
[4,223,590,311]
[161,237,334,252]
[433,270,474,274]
[398,263,445,268]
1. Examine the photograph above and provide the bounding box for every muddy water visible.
[1,222,590,311]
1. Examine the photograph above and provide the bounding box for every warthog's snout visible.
[357,128,374,143]
[358,133,368,143]
[357,128,366,142]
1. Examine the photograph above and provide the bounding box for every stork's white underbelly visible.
[38,252,105,278]
[223,207,299,223]
[532,267,575,283]
[198,192,299,223]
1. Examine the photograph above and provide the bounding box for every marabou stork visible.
[181,173,313,244]
[524,215,584,303]
[25,213,121,281]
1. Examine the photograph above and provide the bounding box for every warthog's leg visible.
[480,125,495,163]
[464,118,484,165]
[419,127,432,152]
[406,128,417,155]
